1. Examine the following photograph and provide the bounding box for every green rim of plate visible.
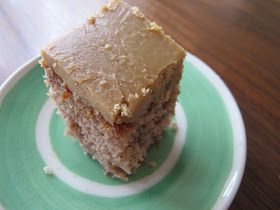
[0,54,246,210]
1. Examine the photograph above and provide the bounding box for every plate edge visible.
[0,55,41,106]
[186,53,247,210]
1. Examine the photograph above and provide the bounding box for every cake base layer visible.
[44,66,180,180]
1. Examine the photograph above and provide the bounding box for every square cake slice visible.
[40,0,185,180]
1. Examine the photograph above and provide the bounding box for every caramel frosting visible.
[41,0,185,124]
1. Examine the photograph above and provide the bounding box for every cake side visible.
[42,60,182,180]
[41,0,185,124]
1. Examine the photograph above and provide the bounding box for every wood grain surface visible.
[0,0,279,209]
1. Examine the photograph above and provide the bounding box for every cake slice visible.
[40,0,185,180]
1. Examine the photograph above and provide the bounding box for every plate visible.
[0,53,246,210]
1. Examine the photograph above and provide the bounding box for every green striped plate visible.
[0,53,246,210]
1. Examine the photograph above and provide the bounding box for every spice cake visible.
[40,0,185,180]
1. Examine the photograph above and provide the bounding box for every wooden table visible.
[0,0,279,209]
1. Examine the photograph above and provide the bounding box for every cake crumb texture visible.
[43,62,182,180]
[87,16,96,24]
[43,166,53,175]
